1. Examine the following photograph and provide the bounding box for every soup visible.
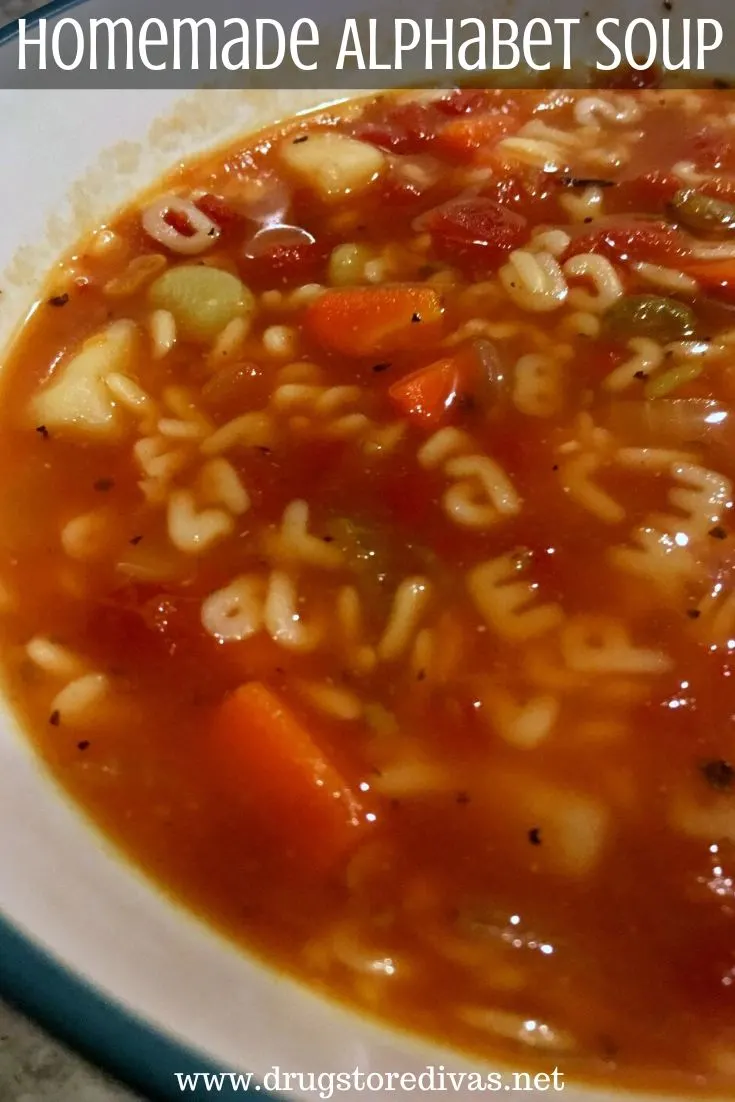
[3,85,735,1093]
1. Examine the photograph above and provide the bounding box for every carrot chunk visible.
[214,682,362,869]
[388,355,465,423]
[305,286,444,357]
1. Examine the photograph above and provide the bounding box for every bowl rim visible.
[0,911,265,1100]
[0,4,278,1098]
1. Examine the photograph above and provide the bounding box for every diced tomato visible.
[241,228,328,286]
[435,90,493,116]
[161,195,242,238]
[616,172,681,212]
[424,196,528,272]
[603,62,662,90]
[354,101,438,155]
[563,220,688,265]
[679,260,735,305]
[617,172,735,216]
[692,127,735,174]
[164,209,195,237]
[380,176,426,206]
[195,192,243,230]
[487,167,558,220]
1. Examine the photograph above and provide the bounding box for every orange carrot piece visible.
[388,356,464,423]
[214,682,362,869]
[305,286,444,357]
[388,344,482,424]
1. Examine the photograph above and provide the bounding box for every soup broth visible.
[3,86,735,1092]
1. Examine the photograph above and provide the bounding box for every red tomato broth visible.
[3,86,735,1093]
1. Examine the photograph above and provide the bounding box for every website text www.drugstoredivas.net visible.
[174,1065,566,1096]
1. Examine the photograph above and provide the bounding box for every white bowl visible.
[0,4,714,1100]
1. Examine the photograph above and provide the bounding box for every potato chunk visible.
[278,132,384,200]
[32,319,138,440]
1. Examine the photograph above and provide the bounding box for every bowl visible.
[0,3,717,1100]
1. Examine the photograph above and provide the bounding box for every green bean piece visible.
[604,295,696,341]
[670,188,735,235]
[644,361,704,399]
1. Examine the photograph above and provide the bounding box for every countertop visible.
[0,998,140,1101]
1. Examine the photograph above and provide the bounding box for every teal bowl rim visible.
[0,4,277,1098]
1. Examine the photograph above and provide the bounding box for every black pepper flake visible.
[583,216,593,224]
[709,525,728,540]
[411,312,421,323]
[47,293,69,307]
[129,534,143,546]
[292,134,309,144]
[663,0,672,9]
[77,740,90,751]
[257,445,271,455]
[49,710,60,727]
[702,759,735,791]
[456,393,477,412]
[552,464,559,472]
[93,478,114,492]
[207,228,217,236]
[456,791,470,805]
[556,176,616,189]
[322,535,334,543]
[372,362,391,373]
[713,78,731,90]
[528,826,542,846]
[416,668,426,682]
[35,425,49,439]
[686,608,701,620]
[633,370,648,381]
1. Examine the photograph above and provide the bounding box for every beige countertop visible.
[0,998,140,1102]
